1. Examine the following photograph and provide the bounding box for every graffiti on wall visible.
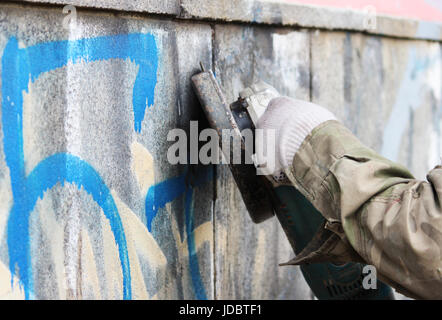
[381,47,441,167]
[1,33,212,299]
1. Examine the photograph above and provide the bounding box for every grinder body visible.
[191,70,394,300]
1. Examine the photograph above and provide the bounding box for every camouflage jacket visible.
[283,120,442,300]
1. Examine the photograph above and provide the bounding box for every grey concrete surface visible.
[0,4,214,299]
[311,30,441,180]
[212,24,312,299]
[11,0,442,41]
[11,0,180,15]
[181,0,442,41]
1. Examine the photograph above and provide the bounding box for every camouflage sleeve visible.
[284,120,442,299]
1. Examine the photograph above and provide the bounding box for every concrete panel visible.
[311,30,441,181]
[213,24,312,299]
[0,4,213,299]
[12,0,442,41]
[180,0,442,41]
[12,0,180,15]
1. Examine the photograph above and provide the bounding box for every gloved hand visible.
[255,96,337,183]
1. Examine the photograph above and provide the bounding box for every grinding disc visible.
[191,70,275,223]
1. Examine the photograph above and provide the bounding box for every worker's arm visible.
[258,97,442,299]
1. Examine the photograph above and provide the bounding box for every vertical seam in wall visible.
[212,164,217,300]
[77,232,83,299]
[210,22,217,300]
[177,0,182,16]
[308,30,313,102]
[307,30,315,300]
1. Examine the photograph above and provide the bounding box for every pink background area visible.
[285,0,442,22]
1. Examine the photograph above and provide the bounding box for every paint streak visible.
[145,167,213,232]
[145,166,213,299]
[145,174,187,232]
[5,34,158,133]
[5,154,132,299]
[185,188,206,300]
[2,33,160,299]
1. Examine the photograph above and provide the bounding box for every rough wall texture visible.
[0,2,440,299]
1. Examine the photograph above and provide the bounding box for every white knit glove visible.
[255,96,337,183]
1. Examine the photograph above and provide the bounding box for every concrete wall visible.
[283,0,442,22]
[0,1,440,299]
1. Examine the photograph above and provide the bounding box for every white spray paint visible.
[381,46,440,174]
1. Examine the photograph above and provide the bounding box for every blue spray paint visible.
[145,166,213,299]
[6,34,158,133]
[145,174,187,232]
[184,188,207,300]
[2,32,210,300]
[7,154,131,299]
[2,33,159,299]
